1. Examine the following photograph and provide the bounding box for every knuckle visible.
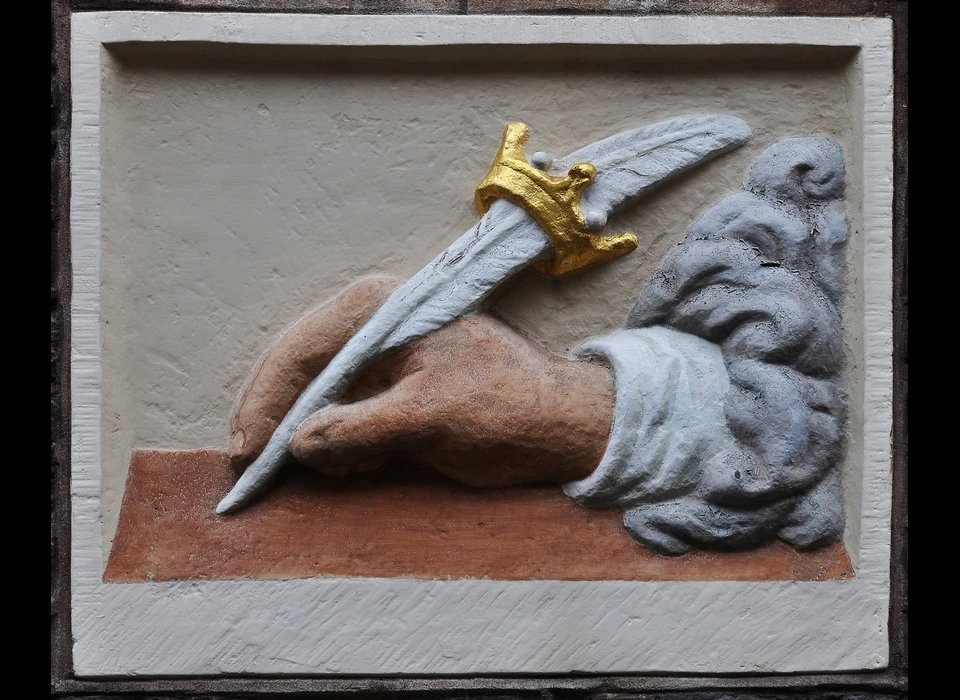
[345,276,402,305]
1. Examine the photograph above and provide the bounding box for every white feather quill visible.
[215,115,751,515]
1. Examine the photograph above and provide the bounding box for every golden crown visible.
[474,123,638,278]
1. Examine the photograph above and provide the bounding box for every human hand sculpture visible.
[229,277,615,488]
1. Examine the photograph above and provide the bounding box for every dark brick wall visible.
[50,1,907,697]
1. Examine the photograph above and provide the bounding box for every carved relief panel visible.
[69,13,893,677]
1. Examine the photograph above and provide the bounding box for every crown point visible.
[568,163,597,181]
[585,211,607,231]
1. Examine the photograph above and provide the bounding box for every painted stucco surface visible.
[98,44,864,554]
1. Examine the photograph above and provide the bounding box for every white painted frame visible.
[70,13,893,676]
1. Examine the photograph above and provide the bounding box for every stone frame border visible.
[51,3,907,697]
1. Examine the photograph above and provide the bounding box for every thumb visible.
[289,380,423,475]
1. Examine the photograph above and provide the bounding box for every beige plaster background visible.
[99,43,863,556]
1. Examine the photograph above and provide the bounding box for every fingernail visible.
[290,434,324,463]
[228,429,246,458]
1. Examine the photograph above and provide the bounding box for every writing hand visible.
[228,277,614,487]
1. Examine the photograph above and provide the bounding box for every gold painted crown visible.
[475,123,638,278]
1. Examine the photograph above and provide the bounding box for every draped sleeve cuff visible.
[562,326,736,509]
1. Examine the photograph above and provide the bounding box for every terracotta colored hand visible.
[228,277,614,487]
